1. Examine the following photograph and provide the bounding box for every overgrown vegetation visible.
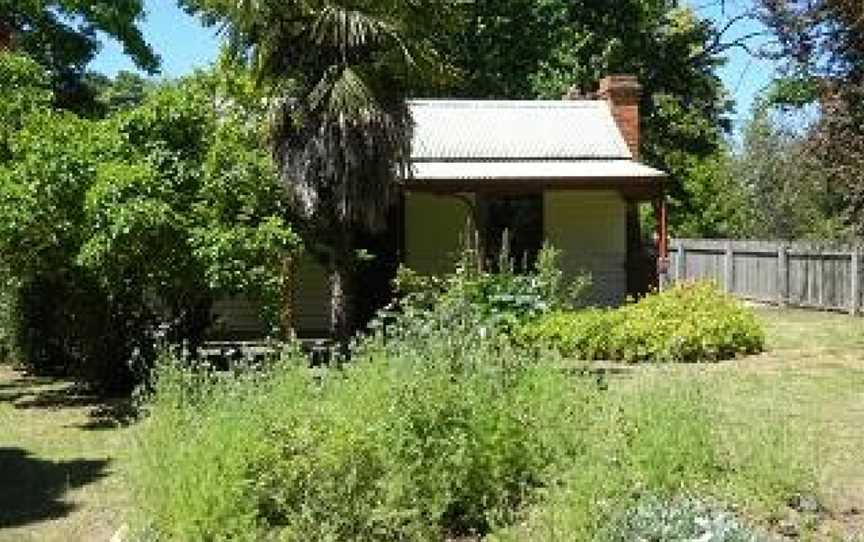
[130,342,797,541]
[13,307,861,541]
[518,282,764,363]
[363,242,588,362]
[128,261,788,541]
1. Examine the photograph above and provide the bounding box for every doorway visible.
[479,194,544,271]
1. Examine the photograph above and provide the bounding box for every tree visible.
[0,54,298,392]
[79,70,155,117]
[0,52,52,159]
[181,0,450,342]
[759,0,863,79]
[428,0,733,236]
[671,149,751,239]
[758,0,864,237]
[0,0,159,111]
[731,102,845,240]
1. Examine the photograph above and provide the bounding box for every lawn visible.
[0,366,133,542]
[0,306,862,540]
[713,307,864,539]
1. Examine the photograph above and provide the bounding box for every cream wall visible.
[292,254,332,336]
[404,190,628,305]
[404,192,474,275]
[543,190,628,305]
[211,253,332,338]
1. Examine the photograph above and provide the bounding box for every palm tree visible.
[182,0,448,342]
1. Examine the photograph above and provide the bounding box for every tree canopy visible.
[0,0,159,112]
[757,0,864,238]
[0,52,298,391]
[0,0,159,73]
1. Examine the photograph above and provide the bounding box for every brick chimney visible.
[597,75,642,161]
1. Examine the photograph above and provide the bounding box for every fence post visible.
[778,243,789,306]
[676,240,686,283]
[851,247,860,316]
[724,240,734,294]
[817,248,825,308]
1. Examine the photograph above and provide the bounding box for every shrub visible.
[0,271,16,363]
[517,282,765,362]
[0,60,298,392]
[362,242,588,369]
[600,495,769,542]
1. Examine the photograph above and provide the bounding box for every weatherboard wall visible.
[543,190,628,306]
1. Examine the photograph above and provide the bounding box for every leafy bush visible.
[518,282,765,362]
[0,55,298,391]
[394,241,586,321]
[0,271,16,363]
[362,242,588,369]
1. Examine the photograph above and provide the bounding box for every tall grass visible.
[127,266,808,540]
[492,370,813,541]
[129,353,811,541]
[129,346,604,541]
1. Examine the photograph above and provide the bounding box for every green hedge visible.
[517,282,764,362]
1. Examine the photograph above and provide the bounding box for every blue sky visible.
[91,1,222,79]
[91,0,780,130]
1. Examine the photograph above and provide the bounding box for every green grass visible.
[719,307,864,539]
[0,365,133,542]
[1,306,863,541]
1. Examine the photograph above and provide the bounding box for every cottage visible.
[212,75,669,338]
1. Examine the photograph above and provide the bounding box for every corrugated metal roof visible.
[408,100,632,161]
[410,160,665,180]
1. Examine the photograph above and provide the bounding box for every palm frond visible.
[276,62,411,231]
[310,5,398,52]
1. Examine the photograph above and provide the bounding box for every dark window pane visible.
[483,194,543,271]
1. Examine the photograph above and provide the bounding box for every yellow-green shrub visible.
[518,282,764,362]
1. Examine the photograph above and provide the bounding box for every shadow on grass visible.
[0,447,110,528]
[0,374,58,404]
[11,388,105,410]
[0,371,137,430]
[76,401,137,430]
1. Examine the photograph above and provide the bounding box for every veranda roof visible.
[410,160,665,180]
[406,100,665,184]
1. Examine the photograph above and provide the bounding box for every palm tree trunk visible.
[329,229,355,346]
[0,19,12,51]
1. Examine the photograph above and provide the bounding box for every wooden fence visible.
[667,239,863,315]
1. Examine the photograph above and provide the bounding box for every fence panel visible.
[669,238,861,315]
